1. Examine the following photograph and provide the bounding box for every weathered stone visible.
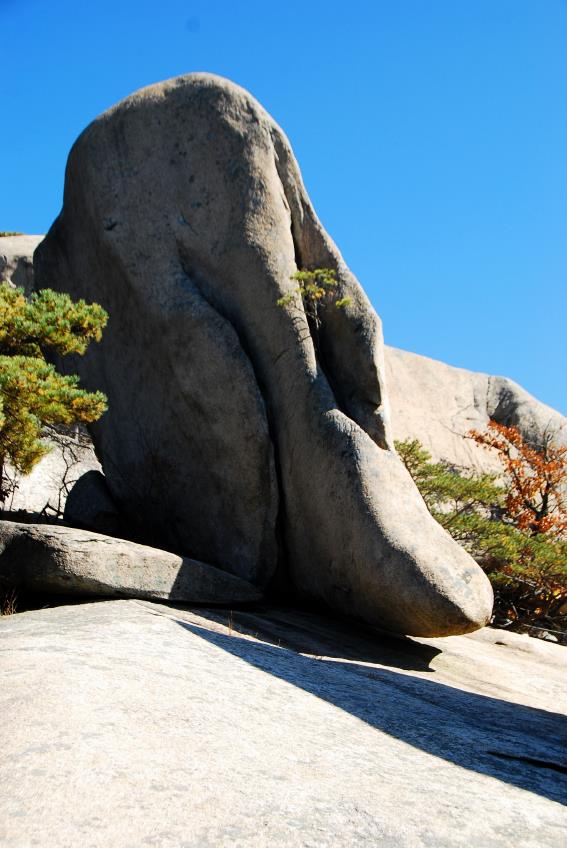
[386,346,567,473]
[1,600,565,847]
[34,73,493,636]
[7,233,565,487]
[1,427,101,516]
[0,521,261,603]
[0,234,43,294]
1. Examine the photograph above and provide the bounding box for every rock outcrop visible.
[0,427,100,516]
[34,73,493,637]
[0,521,260,603]
[386,346,566,473]
[1,600,565,847]
[0,234,43,294]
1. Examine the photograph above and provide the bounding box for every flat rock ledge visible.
[0,521,261,604]
[1,600,566,847]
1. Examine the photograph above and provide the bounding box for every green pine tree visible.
[396,438,567,638]
[0,283,108,497]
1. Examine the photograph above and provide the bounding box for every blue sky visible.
[1,0,566,414]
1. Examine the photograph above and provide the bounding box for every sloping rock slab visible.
[0,521,260,603]
[1,600,565,847]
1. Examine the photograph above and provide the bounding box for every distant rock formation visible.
[34,73,493,636]
[0,234,43,294]
[0,427,100,517]
[386,346,566,473]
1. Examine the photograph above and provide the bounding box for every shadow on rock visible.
[175,618,567,806]
[191,606,442,673]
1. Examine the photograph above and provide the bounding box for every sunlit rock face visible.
[386,346,567,474]
[0,235,43,294]
[35,73,493,635]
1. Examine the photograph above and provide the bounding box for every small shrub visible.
[0,587,17,616]
[396,432,567,641]
[277,268,350,330]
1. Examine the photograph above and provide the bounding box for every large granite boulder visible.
[1,601,565,847]
[0,520,260,603]
[35,73,493,636]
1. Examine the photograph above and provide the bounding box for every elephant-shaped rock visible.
[35,73,493,636]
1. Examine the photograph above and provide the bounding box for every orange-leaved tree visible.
[467,421,566,636]
[468,421,567,538]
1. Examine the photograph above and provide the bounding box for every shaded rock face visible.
[35,73,493,636]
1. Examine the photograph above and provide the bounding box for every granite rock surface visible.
[386,346,566,473]
[0,234,43,294]
[0,521,260,603]
[33,73,492,636]
[1,600,565,847]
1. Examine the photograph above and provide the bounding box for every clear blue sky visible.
[1,0,566,414]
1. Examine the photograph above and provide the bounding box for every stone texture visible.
[0,235,101,517]
[0,234,44,294]
[1,600,565,847]
[386,346,567,474]
[0,521,261,603]
[1,427,101,516]
[34,73,493,637]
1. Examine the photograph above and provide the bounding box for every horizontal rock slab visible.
[0,521,261,603]
[0,600,565,846]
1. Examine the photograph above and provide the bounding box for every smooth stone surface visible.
[386,346,567,473]
[0,521,261,603]
[0,600,565,847]
[34,73,492,636]
[7,234,565,487]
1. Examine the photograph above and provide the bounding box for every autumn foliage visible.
[397,422,567,641]
[469,421,567,537]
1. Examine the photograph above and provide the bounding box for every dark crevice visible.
[271,137,349,418]
[487,751,567,775]
[270,133,387,449]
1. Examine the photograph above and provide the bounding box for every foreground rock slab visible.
[0,601,565,847]
[0,521,261,603]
